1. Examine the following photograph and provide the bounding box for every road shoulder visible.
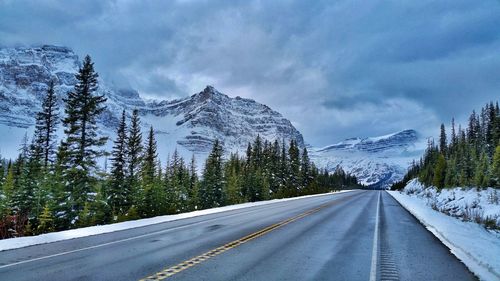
[388,190,500,281]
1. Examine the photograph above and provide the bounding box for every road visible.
[0,190,478,281]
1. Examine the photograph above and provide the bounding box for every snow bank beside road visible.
[388,187,500,281]
[0,190,353,252]
[402,179,500,228]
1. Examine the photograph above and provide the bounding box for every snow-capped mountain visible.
[311,130,425,189]
[0,45,304,160]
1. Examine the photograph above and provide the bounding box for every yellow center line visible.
[139,200,338,281]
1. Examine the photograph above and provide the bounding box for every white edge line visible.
[369,191,381,281]
[0,190,356,253]
[0,210,253,270]
[0,190,357,270]
[387,191,500,281]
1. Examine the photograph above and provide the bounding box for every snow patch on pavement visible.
[388,182,500,281]
[0,190,353,252]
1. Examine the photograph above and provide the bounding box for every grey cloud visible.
[1,0,499,146]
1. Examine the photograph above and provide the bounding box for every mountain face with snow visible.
[0,45,304,160]
[311,130,425,189]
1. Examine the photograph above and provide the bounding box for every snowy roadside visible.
[0,190,354,252]
[388,188,500,281]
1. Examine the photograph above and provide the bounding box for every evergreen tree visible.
[288,140,300,196]
[397,101,500,189]
[126,109,143,214]
[439,123,447,155]
[109,110,128,216]
[432,154,446,189]
[451,118,457,149]
[2,162,15,207]
[187,155,199,210]
[127,110,142,184]
[300,147,311,190]
[142,126,157,186]
[165,149,189,214]
[252,135,263,167]
[60,55,107,223]
[242,143,253,201]
[36,204,54,234]
[224,154,242,205]
[0,157,5,188]
[278,139,289,197]
[11,137,39,219]
[140,126,158,217]
[269,140,281,196]
[491,145,500,187]
[33,80,60,167]
[200,140,224,209]
[474,151,490,188]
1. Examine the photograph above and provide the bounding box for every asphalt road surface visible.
[0,190,478,281]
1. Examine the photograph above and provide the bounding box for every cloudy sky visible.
[1,0,499,146]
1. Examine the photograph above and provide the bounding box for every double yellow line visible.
[139,199,338,281]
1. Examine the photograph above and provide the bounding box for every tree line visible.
[392,101,500,190]
[0,55,359,239]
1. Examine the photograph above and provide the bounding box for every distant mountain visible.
[0,45,304,160]
[311,130,425,189]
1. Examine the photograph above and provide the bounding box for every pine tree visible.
[2,162,15,206]
[11,140,37,218]
[278,139,289,197]
[140,126,158,217]
[109,110,128,216]
[126,109,143,191]
[36,204,54,234]
[187,155,199,210]
[76,202,92,228]
[444,156,458,187]
[269,140,281,197]
[256,168,270,201]
[400,101,500,189]
[493,103,500,148]
[242,143,253,201]
[474,151,489,188]
[491,145,500,187]
[92,183,111,224]
[33,80,60,168]
[225,164,240,205]
[433,154,446,188]
[451,118,457,149]
[142,126,157,186]
[439,123,447,156]
[0,157,5,188]
[300,147,311,191]
[61,55,108,223]
[200,140,224,209]
[252,135,263,167]
[165,149,189,214]
[288,140,300,196]
[224,153,243,205]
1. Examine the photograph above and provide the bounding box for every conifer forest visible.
[0,56,359,239]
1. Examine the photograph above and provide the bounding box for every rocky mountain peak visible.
[312,129,424,189]
[192,85,227,104]
[0,45,305,160]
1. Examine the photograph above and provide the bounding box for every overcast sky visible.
[1,0,499,146]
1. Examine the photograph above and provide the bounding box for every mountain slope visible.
[311,130,425,189]
[0,45,304,160]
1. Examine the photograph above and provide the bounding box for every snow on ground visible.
[388,181,500,281]
[401,179,500,228]
[0,190,353,252]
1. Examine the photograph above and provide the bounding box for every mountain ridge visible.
[0,45,304,160]
[311,129,425,189]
